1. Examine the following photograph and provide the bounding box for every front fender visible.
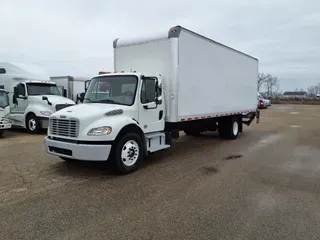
[24,104,54,118]
[81,115,141,141]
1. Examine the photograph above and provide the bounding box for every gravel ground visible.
[1,105,320,240]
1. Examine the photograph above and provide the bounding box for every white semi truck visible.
[44,26,260,174]
[0,62,75,133]
[0,88,11,137]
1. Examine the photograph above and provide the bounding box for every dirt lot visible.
[1,105,320,240]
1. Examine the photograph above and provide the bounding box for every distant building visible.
[282,91,308,99]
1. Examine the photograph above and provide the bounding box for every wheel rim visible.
[232,121,239,136]
[121,140,140,167]
[28,118,37,131]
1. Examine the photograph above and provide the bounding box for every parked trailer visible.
[0,88,11,137]
[50,76,89,103]
[0,62,75,133]
[44,25,260,174]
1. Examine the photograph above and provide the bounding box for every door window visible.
[141,79,156,104]
[17,84,26,96]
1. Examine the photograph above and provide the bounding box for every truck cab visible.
[45,72,165,173]
[11,80,75,133]
[0,88,11,137]
[0,62,76,133]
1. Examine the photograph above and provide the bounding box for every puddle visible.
[248,134,282,152]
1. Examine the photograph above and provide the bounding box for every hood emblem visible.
[60,115,67,118]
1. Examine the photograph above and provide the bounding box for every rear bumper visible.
[0,122,11,130]
[44,137,112,161]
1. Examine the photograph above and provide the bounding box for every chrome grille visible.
[49,118,79,138]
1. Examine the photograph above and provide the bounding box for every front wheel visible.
[112,133,143,174]
[26,114,41,134]
[0,130,4,137]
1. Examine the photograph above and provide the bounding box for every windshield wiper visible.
[94,99,121,104]
[84,97,93,102]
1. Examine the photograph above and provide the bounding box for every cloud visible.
[0,0,320,90]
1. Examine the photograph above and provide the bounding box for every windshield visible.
[26,83,61,96]
[84,75,138,106]
[0,91,9,108]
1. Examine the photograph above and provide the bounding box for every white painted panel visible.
[177,30,258,118]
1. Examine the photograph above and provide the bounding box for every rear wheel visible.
[219,117,240,140]
[111,133,143,174]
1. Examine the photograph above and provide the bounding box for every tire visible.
[26,114,41,134]
[0,130,3,137]
[219,117,240,140]
[111,133,143,174]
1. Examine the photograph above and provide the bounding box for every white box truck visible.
[44,26,259,174]
[50,76,90,103]
[0,87,12,137]
[0,62,75,133]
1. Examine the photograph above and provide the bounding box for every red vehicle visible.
[258,99,265,109]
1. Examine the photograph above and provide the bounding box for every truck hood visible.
[50,103,134,120]
[30,95,75,105]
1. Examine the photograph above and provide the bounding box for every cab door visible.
[12,83,28,114]
[138,76,164,133]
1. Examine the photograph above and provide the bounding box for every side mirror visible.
[13,95,18,105]
[63,89,67,97]
[13,86,19,97]
[155,80,162,104]
[42,96,52,106]
[79,92,85,103]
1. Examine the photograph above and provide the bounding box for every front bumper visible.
[37,117,49,129]
[0,122,11,130]
[44,137,112,161]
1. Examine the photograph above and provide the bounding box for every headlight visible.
[40,111,52,116]
[87,126,112,136]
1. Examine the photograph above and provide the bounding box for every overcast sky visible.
[0,0,319,91]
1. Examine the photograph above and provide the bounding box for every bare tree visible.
[307,83,320,97]
[257,73,270,91]
[265,76,279,96]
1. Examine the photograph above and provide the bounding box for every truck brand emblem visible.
[60,115,66,118]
